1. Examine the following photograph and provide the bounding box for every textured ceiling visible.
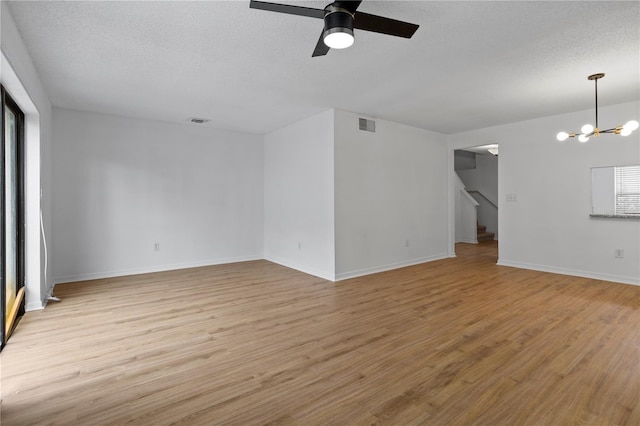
[6,0,640,135]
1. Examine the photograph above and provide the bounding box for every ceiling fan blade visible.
[334,1,363,14]
[312,31,330,57]
[249,0,324,19]
[354,12,419,38]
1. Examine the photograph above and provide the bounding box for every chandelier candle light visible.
[557,73,639,143]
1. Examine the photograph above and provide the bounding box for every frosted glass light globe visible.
[324,31,354,49]
[581,124,594,134]
[556,131,569,141]
[578,134,589,143]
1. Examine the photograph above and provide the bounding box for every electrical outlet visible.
[153,242,160,252]
[298,242,302,250]
[505,193,517,202]
[614,249,624,259]
[405,239,410,247]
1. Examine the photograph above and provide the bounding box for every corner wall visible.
[263,110,335,280]
[52,108,264,283]
[449,101,640,285]
[334,110,449,280]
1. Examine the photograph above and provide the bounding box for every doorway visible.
[1,85,26,350]
[452,144,499,251]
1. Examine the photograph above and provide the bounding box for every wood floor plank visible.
[1,242,639,425]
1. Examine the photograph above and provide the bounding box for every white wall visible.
[449,101,640,285]
[1,3,53,310]
[334,110,449,280]
[263,110,335,280]
[52,108,264,283]
[461,153,499,204]
[455,175,479,243]
[591,166,615,215]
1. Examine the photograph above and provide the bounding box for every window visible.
[615,165,640,216]
[1,85,25,351]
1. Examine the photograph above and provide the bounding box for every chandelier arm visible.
[600,127,621,135]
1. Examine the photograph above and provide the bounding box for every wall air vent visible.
[187,117,210,124]
[359,117,376,132]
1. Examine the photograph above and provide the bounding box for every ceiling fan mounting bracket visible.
[324,5,355,18]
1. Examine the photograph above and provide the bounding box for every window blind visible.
[615,165,640,215]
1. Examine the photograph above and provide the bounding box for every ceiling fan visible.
[249,0,419,57]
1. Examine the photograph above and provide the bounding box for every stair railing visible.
[468,190,497,210]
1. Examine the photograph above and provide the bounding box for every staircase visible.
[477,224,495,242]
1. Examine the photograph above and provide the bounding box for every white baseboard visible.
[264,256,335,282]
[497,259,640,286]
[25,281,54,311]
[26,300,45,311]
[53,254,263,285]
[335,253,450,281]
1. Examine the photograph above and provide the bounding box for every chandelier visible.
[556,73,638,142]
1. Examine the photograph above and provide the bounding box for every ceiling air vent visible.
[187,117,210,124]
[359,117,375,132]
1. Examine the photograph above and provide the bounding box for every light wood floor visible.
[2,242,639,425]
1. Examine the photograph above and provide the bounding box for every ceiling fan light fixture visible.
[323,28,354,49]
[323,7,354,49]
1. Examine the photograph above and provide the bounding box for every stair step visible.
[477,231,495,242]
[477,225,486,232]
